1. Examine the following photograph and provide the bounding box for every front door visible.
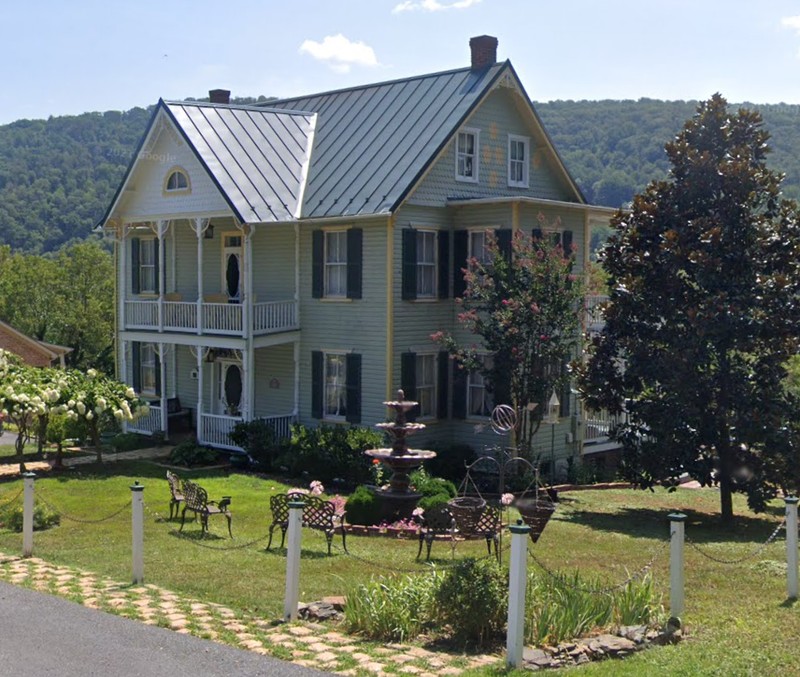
[222,234,243,303]
[217,360,243,416]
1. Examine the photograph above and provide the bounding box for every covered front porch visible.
[122,336,298,451]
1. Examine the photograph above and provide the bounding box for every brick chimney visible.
[469,35,498,70]
[209,89,231,104]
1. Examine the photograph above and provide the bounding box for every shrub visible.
[434,558,507,646]
[417,492,451,512]
[168,439,219,467]
[410,468,457,499]
[426,444,476,483]
[229,419,281,470]
[344,485,382,526]
[109,432,151,452]
[345,572,441,641]
[1,503,60,532]
[276,424,383,487]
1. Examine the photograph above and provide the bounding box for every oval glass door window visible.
[225,253,240,301]
[224,364,242,414]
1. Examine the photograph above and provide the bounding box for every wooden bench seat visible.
[267,491,346,555]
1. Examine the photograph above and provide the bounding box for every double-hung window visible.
[467,355,493,418]
[324,231,348,297]
[456,128,479,182]
[415,354,436,418]
[469,229,492,265]
[416,230,437,298]
[508,135,530,188]
[138,239,157,294]
[324,353,347,419]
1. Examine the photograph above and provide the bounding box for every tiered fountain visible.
[365,390,437,521]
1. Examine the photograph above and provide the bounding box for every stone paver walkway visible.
[0,552,500,675]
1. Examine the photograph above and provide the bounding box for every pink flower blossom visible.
[412,507,425,517]
[501,493,514,506]
[309,480,324,496]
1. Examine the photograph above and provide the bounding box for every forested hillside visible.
[1,97,799,253]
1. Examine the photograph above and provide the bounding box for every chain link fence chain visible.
[527,538,669,596]
[0,487,24,511]
[142,500,269,551]
[685,519,786,565]
[35,489,132,524]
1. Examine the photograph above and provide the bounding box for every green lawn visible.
[0,462,797,675]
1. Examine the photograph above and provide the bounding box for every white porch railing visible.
[586,295,609,329]
[163,302,198,332]
[253,301,298,334]
[201,413,243,451]
[261,413,297,440]
[584,408,625,444]
[203,303,242,335]
[125,300,158,329]
[127,407,163,436]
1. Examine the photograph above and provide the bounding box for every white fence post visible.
[284,500,304,622]
[785,497,798,600]
[22,473,35,558]
[669,512,686,619]
[506,519,530,669]
[131,482,144,584]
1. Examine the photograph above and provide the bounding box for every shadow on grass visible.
[556,505,784,544]
[47,460,233,483]
[260,546,341,560]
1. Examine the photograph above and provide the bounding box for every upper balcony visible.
[123,296,298,337]
[586,294,608,332]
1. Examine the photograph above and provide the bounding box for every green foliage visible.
[344,485,382,526]
[409,468,457,499]
[344,572,441,642]
[276,423,383,487]
[433,223,584,456]
[785,355,800,399]
[109,432,151,452]
[229,419,280,469]
[417,493,451,512]
[425,444,475,483]
[1,503,60,532]
[433,558,507,646]
[525,571,660,646]
[168,440,219,468]
[579,95,800,520]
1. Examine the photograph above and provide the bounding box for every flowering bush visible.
[310,480,324,496]
[501,493,515,506]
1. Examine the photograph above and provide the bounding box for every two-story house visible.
[100,36,614,471]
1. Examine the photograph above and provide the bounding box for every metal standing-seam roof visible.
[266,63,507,219]
[162,101,316,223]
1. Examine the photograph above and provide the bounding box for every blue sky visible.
[3,0,800,124]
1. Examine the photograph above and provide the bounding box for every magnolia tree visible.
[0,349,149,469]
[433,223,585,458]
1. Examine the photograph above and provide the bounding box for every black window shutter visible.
[400,352,417,420]
[154,347,162,397]
[496,228,512,264]
[345,353,362,424]
[311,351,323,418]
[493,355,511,408]
[311,231,324,298]
[437,351,449,419]
[531,228,543,241]
[131,342,141,393]
[562,230,574,258]
[401,229,417,300]
[347,228,362,299]
[437,231,449,299]
[453,230,468,298]
[153,238,160,292]
[452,362,467,419]
[131,238,141,294]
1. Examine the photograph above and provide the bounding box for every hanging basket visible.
[515,498,555,543]
[447,496,487,536]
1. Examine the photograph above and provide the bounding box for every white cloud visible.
[299,34,379,74]
[781,15,800,33]
[392,0,481,13]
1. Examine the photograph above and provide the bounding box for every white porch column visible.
[120,340,128,387]
[193,218,209,335]
[243,225,255,421]
[158,342,168,437]
[196,347,204,442]
[119,223,128,333]
[157,220,167,333]
[293,341,300,417]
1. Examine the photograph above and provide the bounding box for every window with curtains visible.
[138,239,156,294]
[400,351,449,421]
[416,230,437,298]
[456,128,479,182]
[324,230,348,297]
[508,134,530,187]
[311,350,362,423]
[312,228,362,300]
[467,355,493,418]
[140,343,158,395]
[415,353,436,418]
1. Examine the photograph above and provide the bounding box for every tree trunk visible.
[90,422,102,463]
[53,441,64,470]
[36,415,47,458]
[15,431,26,474]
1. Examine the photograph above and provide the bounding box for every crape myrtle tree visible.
[578,94,800,523]
[433,221,585,458]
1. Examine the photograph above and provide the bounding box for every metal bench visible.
[165,470,185,520]
[416,504,456,561]
[179,480,232,537]
[267,491,346,555]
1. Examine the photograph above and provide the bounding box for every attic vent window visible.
[164,168,190,193]
[455,128,479,183]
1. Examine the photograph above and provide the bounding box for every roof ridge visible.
[163,100,315,116]
[267,62,508,105]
